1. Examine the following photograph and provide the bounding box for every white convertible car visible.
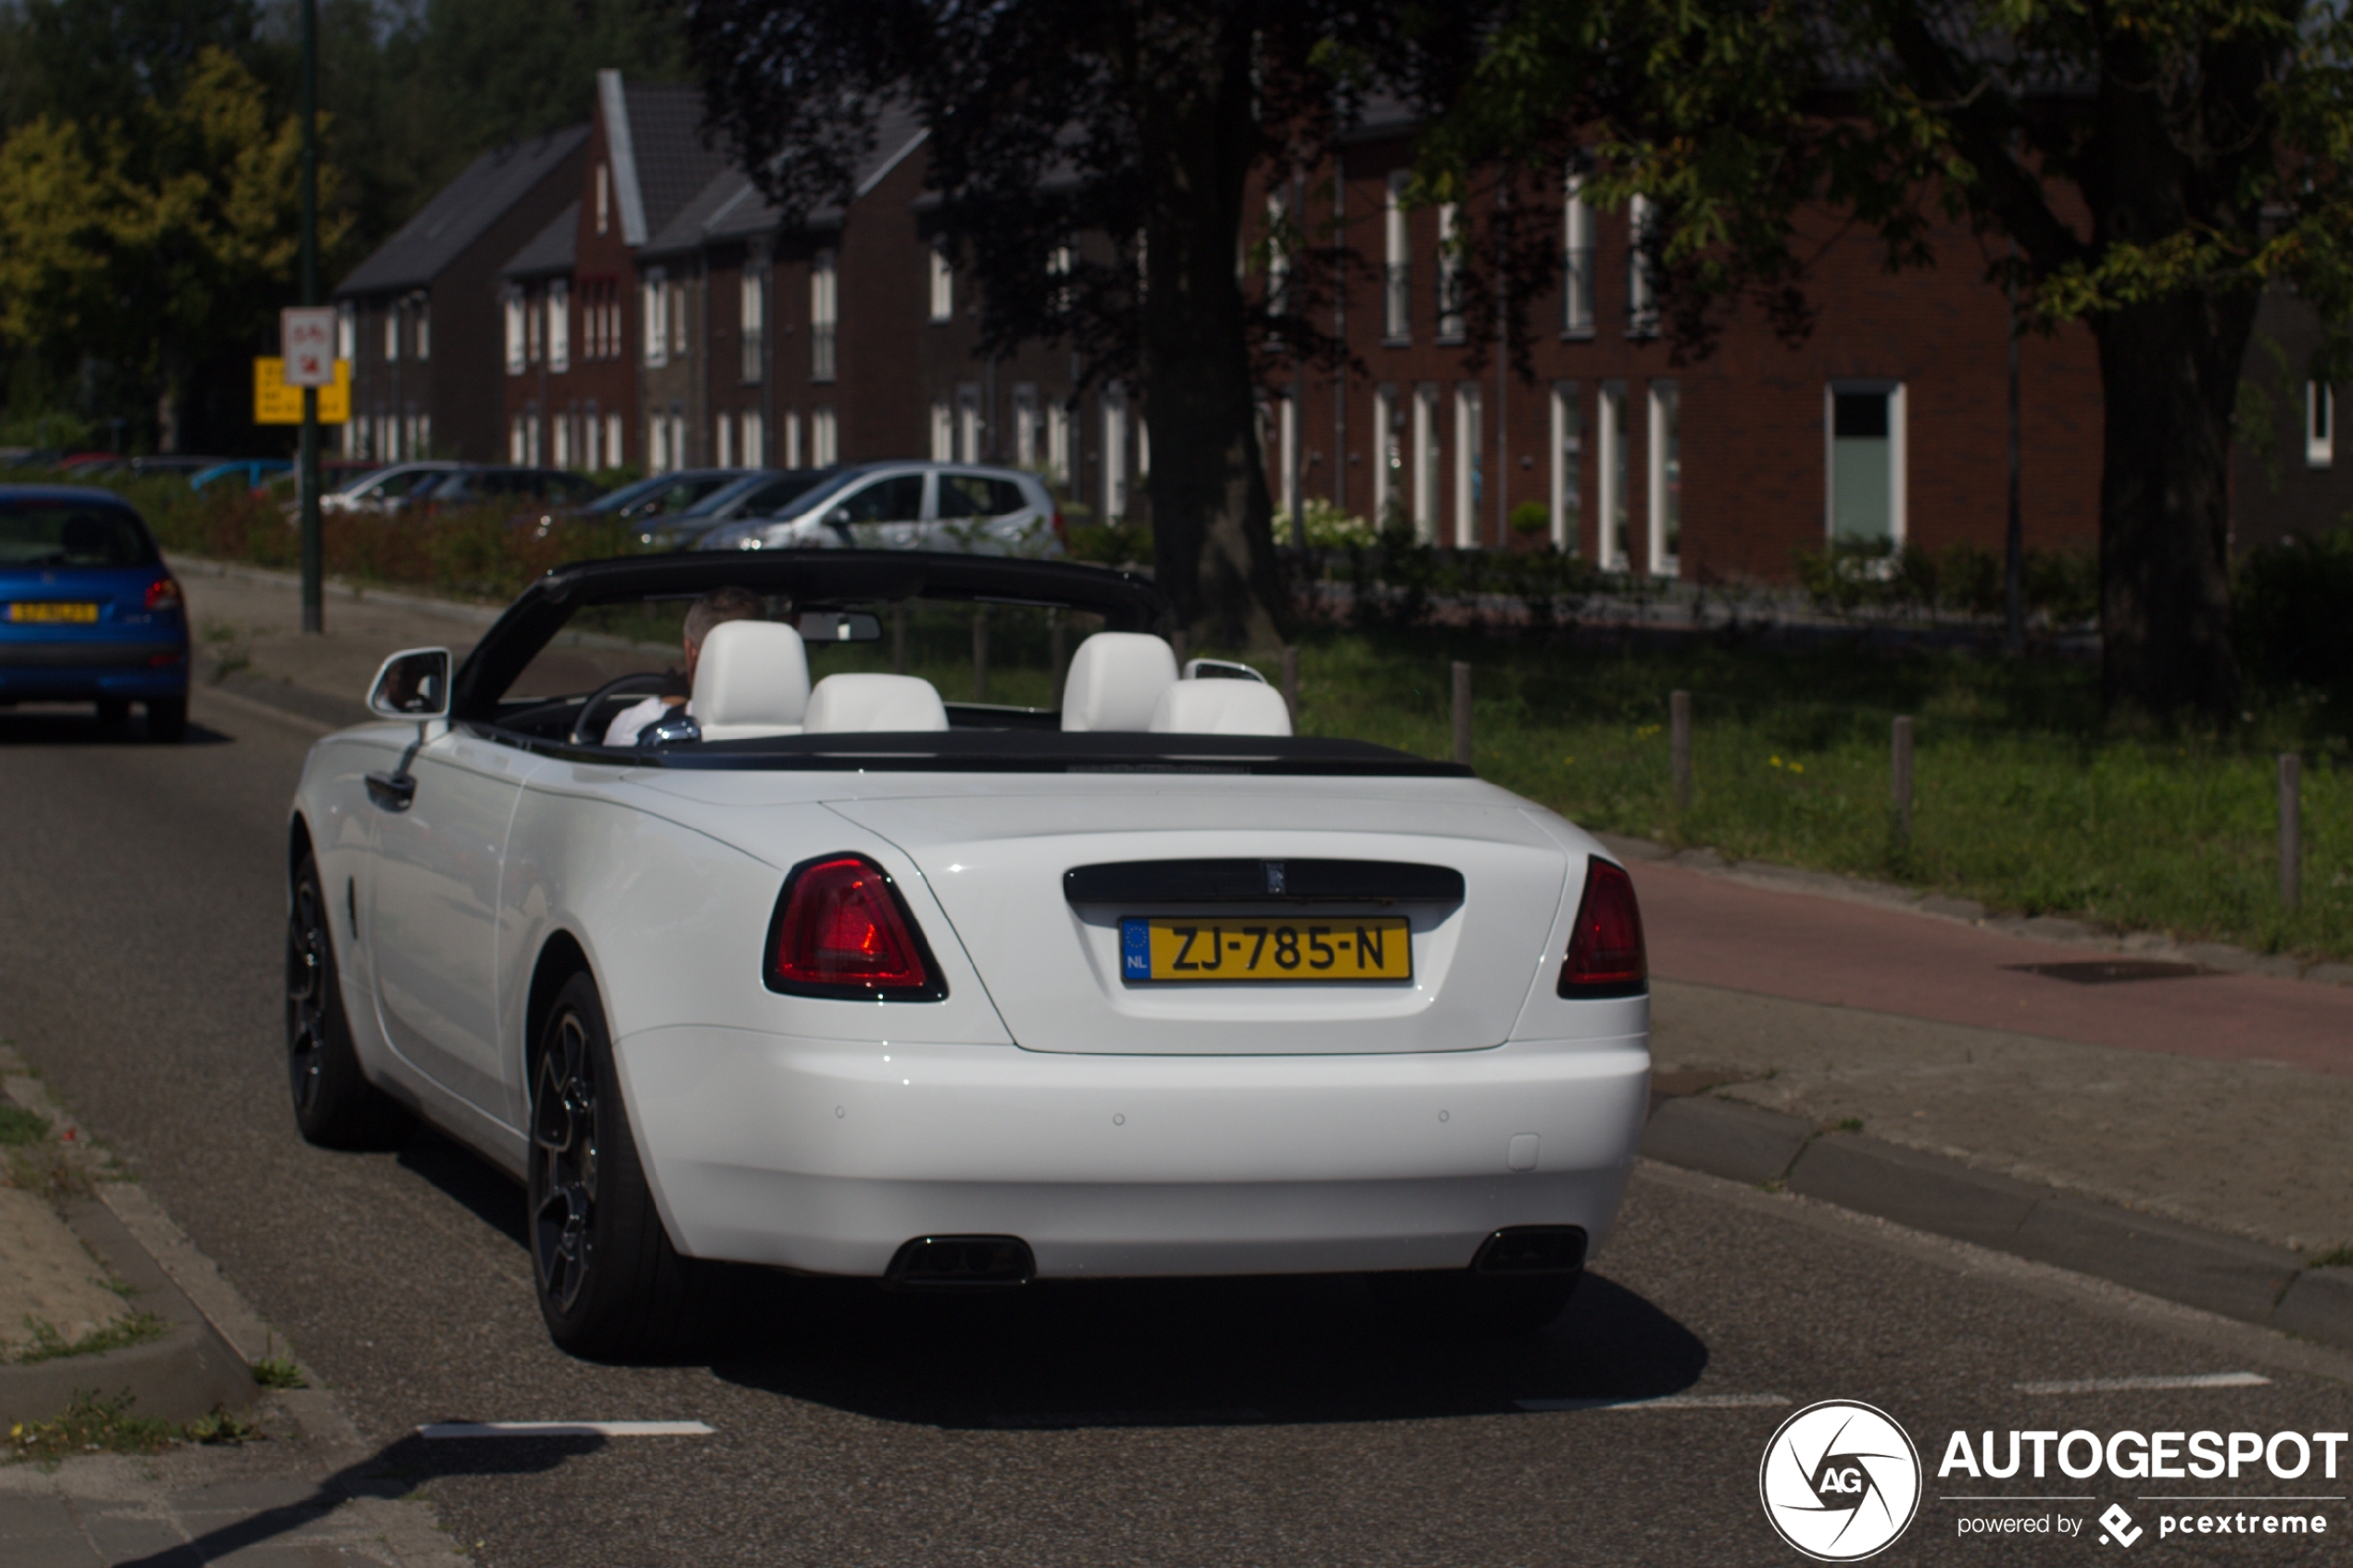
[285,552,1650,1355]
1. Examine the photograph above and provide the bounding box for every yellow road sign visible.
[254,358,349,424]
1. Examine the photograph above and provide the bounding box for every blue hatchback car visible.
[0,486,190,739]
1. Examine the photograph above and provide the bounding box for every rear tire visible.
[146,696,187,743]
[1369,1268,1580,1336]
[529,972,710,1359]
[286,855,409,1149]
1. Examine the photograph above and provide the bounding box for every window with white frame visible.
[2309,382,2334,469]
[782,409,801,469]
[1102,383,1130,520]
[812,406,838,465]
[413,302,430,360]
[553,413,572,469]
[1048,244,1074,320]
[716,411,734,467]
[1411,382,1440,543]
[547,282,570,372]
[1828,383,1906,548]
[648,411,669,472]
[670,279,686,357]
[928,239,953,322]
[384,307,399,362]
[1627,195,1657,336]
[1436,202,1465,343]
[1563,176,1594,337]
[1373,383,1399,525]
[1013,383,1039,469]
[603,411,623,469]
[739,269,764,383]
[525,408,542,467]
[1647,380,1680,576]
[1453,383,1482,546]
[509,414,527,463]
[1047,400,1071,483]
[930,399,955,461]
[811,251,837,382]
[416,411,431,453]
[1383,171,1411,343]
[595,164,610,234]
[503,292,527,374]
[582,404,601,470]
[1598,381,1629,569]
[642,270,668,366]
[742,409,764,468]
[957,383,982,463]
[1550,382,1583,553]
[1265,192,1290,327]
[526,290,543,364]
[336,303,356,364]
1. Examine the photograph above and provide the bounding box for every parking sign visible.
[281,307,338,387]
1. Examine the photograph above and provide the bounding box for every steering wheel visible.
[570,672,678,746]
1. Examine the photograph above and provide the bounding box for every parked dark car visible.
[636,467,843,549]
[420,467,602,512]
[0,486,189,739]
[513,469,749,541]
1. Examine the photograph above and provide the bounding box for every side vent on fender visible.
[763,853,947,1001]
[1557,859,1647,998]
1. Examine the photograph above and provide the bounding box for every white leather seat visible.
[1060,632,1178,731]
[1148,679,1293,736]
[688,620,809,740]
[800,672,949,734]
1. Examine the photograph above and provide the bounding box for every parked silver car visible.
[696,462,1063,555]
[321,461,463,515]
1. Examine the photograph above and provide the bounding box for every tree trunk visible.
[1134,11,1286,650]
[2088,284,2252,725]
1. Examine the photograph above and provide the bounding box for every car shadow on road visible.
[710,1266,1709,1430]
[0,710,229,746]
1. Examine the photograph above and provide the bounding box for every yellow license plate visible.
[7,602,98,623]
[1120,916,1412,983]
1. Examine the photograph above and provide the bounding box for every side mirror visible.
[368,647,452,721]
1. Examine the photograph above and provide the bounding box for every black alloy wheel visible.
[285,855,408,1148]
[526,972,711,1357]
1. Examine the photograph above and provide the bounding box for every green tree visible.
[1417,0,2353,723]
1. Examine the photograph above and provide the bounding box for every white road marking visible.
[418,1421,715,1439]
[1515,1393,1791,1412]
[2012,1372,2271,1394]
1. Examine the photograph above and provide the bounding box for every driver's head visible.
[682,586,762,677]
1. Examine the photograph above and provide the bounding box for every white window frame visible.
[642,269,668,367]
[738,269,764,383]
[603,411,623,470]
[1047,400,1072,484]
[1597,381,1629,571]
[1822,380,1907,547]
[957,383,983,463]
[1549,381,1581,553]
[783,409,802,470]
[1265,193,1290,324]
[741,408,764,468]
[928,239,954,322]
[413,301,430,361]
[336,303,356,363]
[1411,382,1440,544]
[2309,381,2335,469]
[547,281,570,372]
[1436,203,1465,344]
[1013,383,1039,469]
[1383,171,1411,343]
[384,307,399,362]
[930,399,955,462]
[1102,383,1130,521]
[670,280,687,357]
[716,410,734,467]
[1563,176,1594,338]
[1453,382,1481,547]
[1647,379,1680,577]
[1373,383,1399,525]
[1627,195,1657,337]
[812,406,837,466]
[509,415,526,464]
[503,291,526,375]
[810,251,837,382]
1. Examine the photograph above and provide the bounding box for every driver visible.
[601,585,763,746]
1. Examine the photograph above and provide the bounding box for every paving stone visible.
[0,1494,100,1568]
[1639,1096,1813,1185]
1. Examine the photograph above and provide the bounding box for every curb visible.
[0,1198,256,1427]
[169,554,507,631]
[1641,1096,2351,1349]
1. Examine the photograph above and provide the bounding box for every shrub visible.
[2237,528,2353,721]
[1508,500,1552,538]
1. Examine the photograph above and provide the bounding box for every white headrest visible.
[1061,632,1178,731]
[688,620,809,741]
[801,672,949,734]
[1148,680,1293,736]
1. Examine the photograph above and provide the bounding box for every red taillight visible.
[764,854,944,999]
[1558,859,1647,997]
[145,577,183,611]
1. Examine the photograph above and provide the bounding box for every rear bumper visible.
[613,1029,1649,1279]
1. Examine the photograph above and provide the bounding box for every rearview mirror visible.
[368,647,451,720]
[798,610,884,643]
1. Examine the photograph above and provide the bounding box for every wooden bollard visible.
[2281,753,2303,910]
[1892,715,1915,842]
[1670,690,1692,811]
[1452,661,1472,767]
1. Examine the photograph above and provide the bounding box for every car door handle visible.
[365,771,416,811]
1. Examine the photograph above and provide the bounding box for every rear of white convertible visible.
[608,768,1650,1318]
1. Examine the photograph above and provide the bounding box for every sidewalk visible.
[171,558,2350,1304]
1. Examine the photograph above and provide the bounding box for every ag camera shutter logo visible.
[1759,1399,1922,1561]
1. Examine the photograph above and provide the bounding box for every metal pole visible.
[298,0,323,634]
[1892,716,1915,843]
[972,608,988,702]
[1452,660,1472,767]
[2280,753,2302,910]
[1670,689,1692,811]
[1280,645,1299,726]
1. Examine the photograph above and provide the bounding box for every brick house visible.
[334,127,589,464]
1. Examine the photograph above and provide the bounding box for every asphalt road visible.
[2,694,2347,1567]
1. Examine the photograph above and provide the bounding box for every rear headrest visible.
[688,620,809,740]
[801,672,949,734]
[1061,632,1178,732]
[1148,680,1293,736]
